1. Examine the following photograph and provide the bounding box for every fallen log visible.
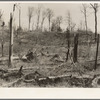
[23,78,35,83]
[8,66,53,72]
[23,72,94,82]
[23,71,95,87]
[3,71,99,87]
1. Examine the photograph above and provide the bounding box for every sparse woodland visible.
[0,3,100,87]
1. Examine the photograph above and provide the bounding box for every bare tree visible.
[0,9,4,57]
[51,16,63,32]
[66,28,70,61]
[79,20,84,30]
[56,16,63,28]
[36,4,42,30]
[51,18,58,32]
[66,10,72,31]
[0,10,4,57]
[9,4,16,67]
[70,22,76,32]
[14,3,21,29]
[41,8,47,31]
[81,4,88,34]
[90,3,99,41]
[66,10,76,32]
[46,8,54,31]
[27,7,34,30]
[9,13,13,67]
[32,22,34,30]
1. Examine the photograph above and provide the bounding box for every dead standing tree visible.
[1,21,5,57]
[79,20,83,30]
[27,7,34,30]
[8,4,16,67]
[66,10,72,31]
[8,14,13,67]
[41,9,47,31]
[66,28,70,61]
[65,11,72,61]
[36,5,42,30]
[46,8,54,32]
[73,33,79,63]
[15,3,21,29]
[0,10,4,57]
[56,16,63,28]
[90,3,99,41]
[18,5,21,29]
[94,34,99,70]
[81,4,88,35]
[66,10,76,32]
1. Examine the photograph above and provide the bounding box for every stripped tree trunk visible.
[94,34,99,70]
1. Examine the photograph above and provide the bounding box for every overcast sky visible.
[0,2,100,32]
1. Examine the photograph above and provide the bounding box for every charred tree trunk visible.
[95,9,97,41]
[8,13,13,67]
[94,34,99,70]
[73,33,79,63]
[66,29,70,61]
[1,40,4,57]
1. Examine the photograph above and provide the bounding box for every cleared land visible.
[0,30,100,87]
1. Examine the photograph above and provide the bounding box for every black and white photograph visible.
[0,1,100,89]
